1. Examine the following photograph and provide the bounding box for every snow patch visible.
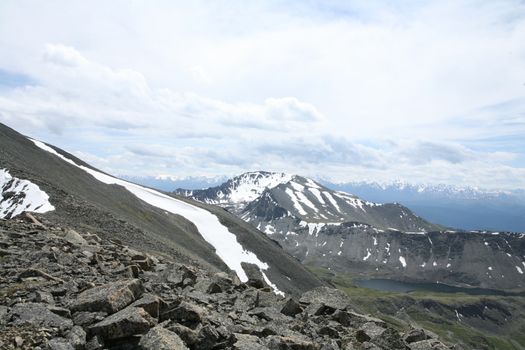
[285,188,307,216]
[399,256,407,268]
[1,169,55,218]
[31,139,283,294]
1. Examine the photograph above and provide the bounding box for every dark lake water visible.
[353,278,523,296]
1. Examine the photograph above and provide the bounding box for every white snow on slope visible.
[285,188,307,216]
[516,266,524,274]
[228,172,293,203]
[363,249,371,261]
[399,256,407,267]
[323,191,341,212]
[308,187,325,205]
[31,139,283,294]
[1,169,55,218]
[295,190,318,213]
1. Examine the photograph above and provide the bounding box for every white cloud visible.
[0,1,523,189]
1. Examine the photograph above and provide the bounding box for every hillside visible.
[0,123,323,296]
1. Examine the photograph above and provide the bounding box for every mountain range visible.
[129,175,525,233]
[176,172,525,291]
[2,121,525,349]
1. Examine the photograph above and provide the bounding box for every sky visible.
[0,0,524,189]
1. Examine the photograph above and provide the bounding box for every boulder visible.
[161,301,206,325]
[48,338,75,350]
[409,339,450,350]
[10,302,73,329]
[280,298,303,317]
[131,293,164,318]
[267,335,318,350]
[241,263,268,289]
[404,329,433,344]
[89,306,157,340]
[358,322,387,339]
[333,310,386,328]
[63,229,89,246]
[232,333,267,350]
[72,311,107,327]
[164,265,197,286]
[85,335,104,350]
[67,325,87,350]
[69,279,143,314]
[169,323,199,345]
[139,325,189,350]
[299,287,352,311]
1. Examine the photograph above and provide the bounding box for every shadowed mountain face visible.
[0,123,323,296]
[177,172,525,290]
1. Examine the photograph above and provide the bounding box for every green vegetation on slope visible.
[307,265,525,350]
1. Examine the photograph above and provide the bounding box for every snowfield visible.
[0,168,55,219]
[31,139,284,295]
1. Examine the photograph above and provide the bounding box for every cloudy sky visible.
[0,0,524,189]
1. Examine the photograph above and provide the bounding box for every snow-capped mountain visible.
[322,180,525,232]
[176,171,440,232]
[0,123,323,295]
[178,172,525,290]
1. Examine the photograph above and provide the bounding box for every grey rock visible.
[161,301,206,325]
[195,325,221,350]
[10,302,73,329]
[131,293,164,318]
[67,325,87,350]
[35,291,55,304]
[63,229,89,246]
[48,338,75,350]
[69,279,143,314]
[72,311,107,327]
[49,305,72,318]
[280,298,302,317]
[0,305,8,326]
[233,333,268,350]
[241,263,267,289]
[139,325,189,350]
[299,287,352,311]
[404,329,432,344]
[85,335,104,350]
[409,339,450,350]
[359,322,386,339]
[169,323,199,345]
[267,335,318,350]
[165,265,197,286]
[89,306,157,340]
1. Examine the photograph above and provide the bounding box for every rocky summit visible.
[0,214,457,350]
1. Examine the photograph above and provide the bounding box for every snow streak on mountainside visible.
[30,139,283,294]
[0,168,55,219]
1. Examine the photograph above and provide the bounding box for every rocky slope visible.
[177,172,525,290]
[0,214,457,350]
[0,122,323,296]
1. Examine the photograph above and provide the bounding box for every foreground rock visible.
[0,215,457,350]
[69,279,144,314]
[139,325,189,350]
